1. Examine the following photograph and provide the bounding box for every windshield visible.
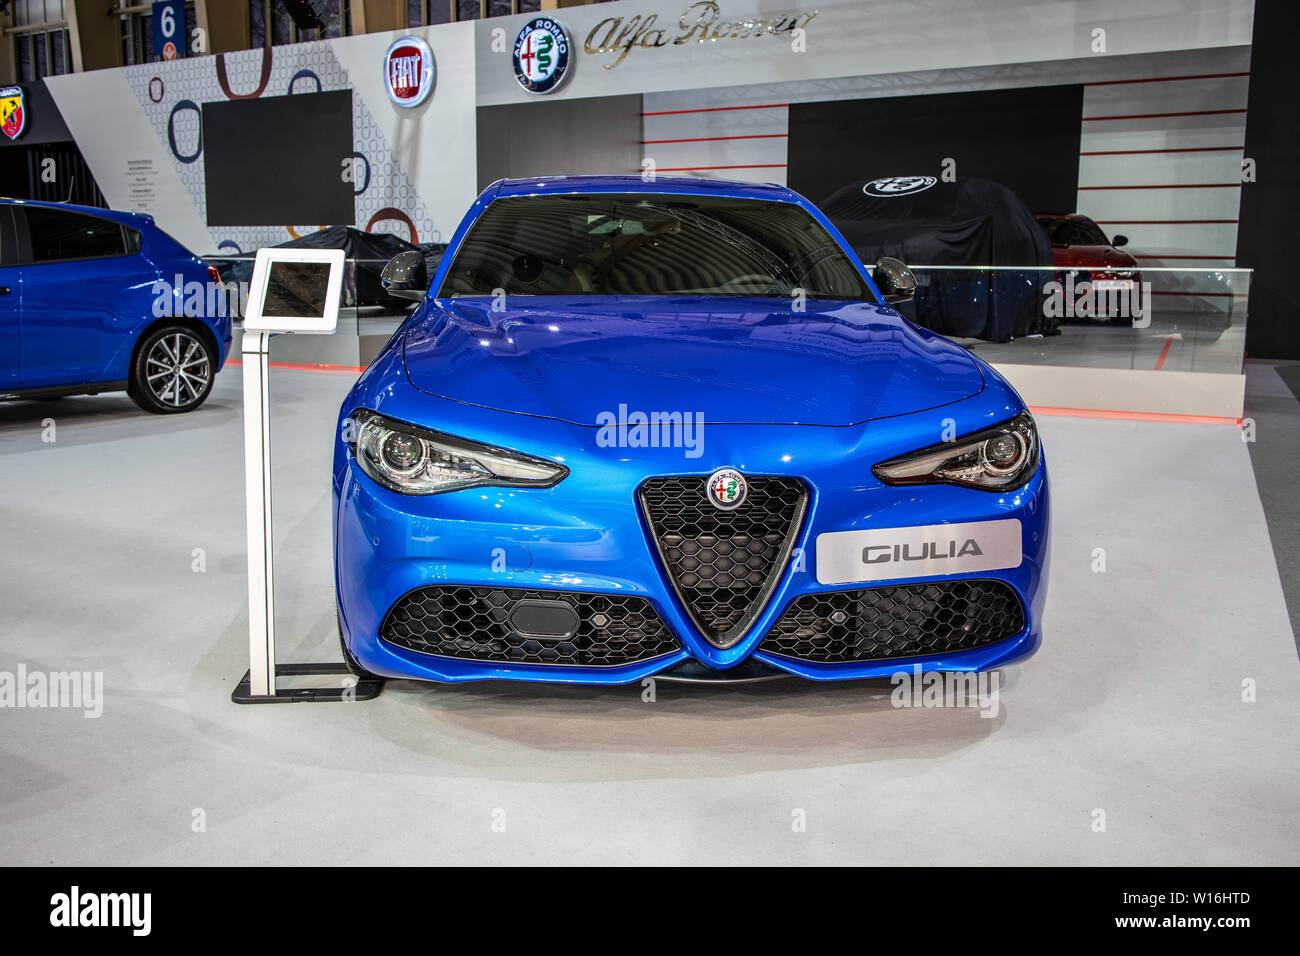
[438,193,875,301]
[1037,217,1110,246]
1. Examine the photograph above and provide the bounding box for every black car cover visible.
[819,177,1055,340]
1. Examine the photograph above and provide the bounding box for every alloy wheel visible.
[145,331,211,408]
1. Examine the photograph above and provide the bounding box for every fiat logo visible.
[706,468,747,511]
[384,36,436,108]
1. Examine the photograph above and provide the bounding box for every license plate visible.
[1091,279,1133,291]
[815,519,1023,586]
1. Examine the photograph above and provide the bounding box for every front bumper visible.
[333,356,1050,685]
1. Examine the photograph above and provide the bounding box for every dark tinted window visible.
[440,193,875,301]
[25,208,127,263]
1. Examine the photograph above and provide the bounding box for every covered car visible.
[820,176,1056,341]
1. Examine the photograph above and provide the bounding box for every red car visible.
[1035,213,1141,320]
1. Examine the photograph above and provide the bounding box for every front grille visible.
[639,475,807,649]
[760,580,1025,664]
[380,586,679,666]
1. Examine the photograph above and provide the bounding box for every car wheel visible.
[128,326,215,414]
[338,620,380,680]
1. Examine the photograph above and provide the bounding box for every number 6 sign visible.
[152,0,188,61]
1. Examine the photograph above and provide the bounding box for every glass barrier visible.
[202,255,1250,377]
[205,256,417,338]
[896,265,1250,375]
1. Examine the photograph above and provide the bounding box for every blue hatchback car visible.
[0,199,231,412]
[334,176,1050,684]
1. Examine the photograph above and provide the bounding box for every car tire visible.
[338,620,380,680]
[128,325,216,414]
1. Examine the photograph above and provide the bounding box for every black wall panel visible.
[1238,0,1300,358]
[787,85,1084,213]
[202,90,354,227]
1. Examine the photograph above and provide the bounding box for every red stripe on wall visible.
[1095,219,1238,225]
[1150,290,1247,298]
[1083,71,1249,87]
[653,164,788,171]
[1080,146,1244,156]
[1083,108,1247,121]
[642,134,788,144]
[642,103,788,116]
[1078,183,1241,190]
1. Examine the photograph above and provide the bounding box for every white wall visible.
[640,46,1251,263]
[45,24,478,255]
[474,0,1254,104]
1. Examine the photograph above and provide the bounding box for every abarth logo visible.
[0,86,26,141]
[863,538,984,564]
[863,176,936,198]
[706,468,747,510]
[513,17,572,94]
[384,36,436,107]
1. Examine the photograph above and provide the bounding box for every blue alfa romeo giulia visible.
[334,176,1050,684]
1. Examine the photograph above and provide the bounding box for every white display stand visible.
[230,249,383,703]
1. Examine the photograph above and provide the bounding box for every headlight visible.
[348,409,568,495]
[872,413,1040,491]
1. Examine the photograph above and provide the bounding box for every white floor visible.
[0,365,1296,865]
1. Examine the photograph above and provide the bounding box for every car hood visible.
[401,296,984,427]
[1051,245,1139,269]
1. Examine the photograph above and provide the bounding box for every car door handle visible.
[0,287,11,295]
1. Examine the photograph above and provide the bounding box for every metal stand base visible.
[231,662,385,704]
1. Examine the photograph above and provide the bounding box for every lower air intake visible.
[760,579,1025,663]
[380,586,679,667]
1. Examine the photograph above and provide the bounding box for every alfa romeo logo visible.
[706,468,747,511]
[384,36,436,108]
[863,176,937,198]
[513,17,571,95]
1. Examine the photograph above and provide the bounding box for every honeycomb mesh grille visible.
[761,580,1025,663]
[639,475,806,648]
[380,587,679,666]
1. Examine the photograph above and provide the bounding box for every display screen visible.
[261,261,332,318]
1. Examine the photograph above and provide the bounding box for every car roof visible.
[489,175,801,203]
[0,196,153,227]
[1034,212,1093,222]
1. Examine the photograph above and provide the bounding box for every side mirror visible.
[1111,234,1129,247]
[381,250,428,302]
[873,256,918,304]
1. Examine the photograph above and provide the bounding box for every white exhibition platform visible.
[0,364,1294,865]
